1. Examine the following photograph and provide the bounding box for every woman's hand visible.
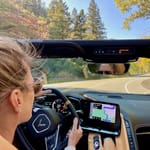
[34,90,52,97]
[67,117,83,147]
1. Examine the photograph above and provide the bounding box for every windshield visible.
[1,0,150,94]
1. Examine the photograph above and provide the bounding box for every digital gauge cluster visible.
[35,94,68,114]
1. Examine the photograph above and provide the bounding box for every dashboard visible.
[36,94,121,135]
[34,90,150,150]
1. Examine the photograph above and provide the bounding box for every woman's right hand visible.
[67,117,83,147]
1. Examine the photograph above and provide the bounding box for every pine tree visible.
[85,0,106,39]
[47,0,70,39]
[71,8,78,30]
[71,9,87,39]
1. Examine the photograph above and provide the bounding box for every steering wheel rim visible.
[15,88,78,150]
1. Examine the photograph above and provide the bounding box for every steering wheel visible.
[15,88,79,150]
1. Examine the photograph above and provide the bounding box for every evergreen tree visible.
[72,8,78,20]
[47,0,70,39]
[71,8,78,31]
[71,9,87,39]
[85,0,106,39]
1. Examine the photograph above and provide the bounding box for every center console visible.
[88,114,131,150]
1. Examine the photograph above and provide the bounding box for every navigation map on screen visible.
[89,102,116,123]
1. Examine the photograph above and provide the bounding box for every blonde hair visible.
[0,36,36,102]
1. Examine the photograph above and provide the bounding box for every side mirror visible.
[88,63,130,75]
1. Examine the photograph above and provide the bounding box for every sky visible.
[46,0,150,39]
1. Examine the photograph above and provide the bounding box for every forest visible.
[0,0,150,82]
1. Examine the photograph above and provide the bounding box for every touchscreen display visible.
[89,102,116,123]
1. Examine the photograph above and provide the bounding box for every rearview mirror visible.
[88,63,130,75]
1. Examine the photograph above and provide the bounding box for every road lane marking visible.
[125,77,150,94]
[125,79,136,94]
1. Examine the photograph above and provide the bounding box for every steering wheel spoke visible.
[45,124,62,150]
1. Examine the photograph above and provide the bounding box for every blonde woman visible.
[0,37,82,150]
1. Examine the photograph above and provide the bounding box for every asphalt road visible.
[44,76,150,94]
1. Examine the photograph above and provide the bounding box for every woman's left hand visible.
[35,90,52,97]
